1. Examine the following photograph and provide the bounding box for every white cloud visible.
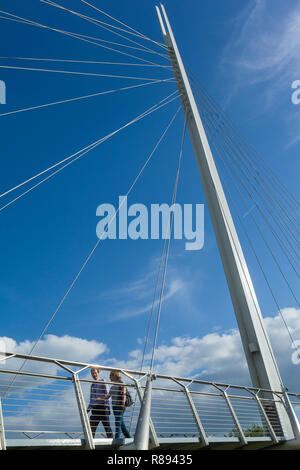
[33,334,107,362]
[0,334,107,376]
[0,334,110,437]
[221,0,300,146]
[0,309,299,437]
[104,308,300,393]
[2,333,107,362]
[1,309,299,391]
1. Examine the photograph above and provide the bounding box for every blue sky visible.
[0,0,299,391]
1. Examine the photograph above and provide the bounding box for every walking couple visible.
[87,367,131,440]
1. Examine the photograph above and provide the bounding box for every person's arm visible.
[101,390,111,401]
[97,383,111,402]
[96,381,107,402]
[105,385,112,400]
[104,383,111,401]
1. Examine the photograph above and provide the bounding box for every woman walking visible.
[107,370,131,439]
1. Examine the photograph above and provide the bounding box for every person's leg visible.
[114,408,121,439]
[120,412,131,438]
[100,407,113,438]
[89,407,101,438]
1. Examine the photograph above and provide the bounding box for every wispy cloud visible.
[222,0,300,85]
[99,270,158,304]
[113,278,185,321]
[220,0,300,146]
[93,254,197,323]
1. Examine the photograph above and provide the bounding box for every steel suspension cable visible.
[201,108,300,266]
[190,79,300,252]
[188,73,300,223]
[0,91,179,212]
[192,78,300,242]
[191,84,300,275]
[150,119,187,374]
[209,136,299,347]
[79,0,167,50]
[0,64,170,81]
[39,0,162,57]
[0,10,167,69]
[188,71,300,218]
[3,106,181,395]
[186,113,290,388]
[213,182,290,389]
[40,0,168,61]
[188,71,300,216]
[210,129,300,303]
[128,223,168,433]
[0,56,171,68]
[0,87,177,198]
[196,94,300,306]
[197,97,300,281]
[0,78,173,118]
[0,13,157,56]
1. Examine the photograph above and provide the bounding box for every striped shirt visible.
[109,384,125,408]
[87,379,109,410]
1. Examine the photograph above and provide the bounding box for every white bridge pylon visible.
[154,3,300,445]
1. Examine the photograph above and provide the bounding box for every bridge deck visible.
[4,435,287,451]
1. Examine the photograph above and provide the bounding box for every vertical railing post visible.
[172,379,209,447]
[214,385,247,446]
[282,390,300,441]
[55,361,95,450]
[184,388,209,447]
[0,398,6,450]
[72,372,95,450]
[252,390,279,444]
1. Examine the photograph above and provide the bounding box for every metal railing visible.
[287,393,300,424]
[0,351,297,449]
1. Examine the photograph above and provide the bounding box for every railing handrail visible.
[0,350,294,396]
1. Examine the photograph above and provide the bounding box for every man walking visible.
[87,367,113,438]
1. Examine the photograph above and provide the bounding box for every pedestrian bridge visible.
[0,352,299,450]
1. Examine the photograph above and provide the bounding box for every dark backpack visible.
[125,388,133,407]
